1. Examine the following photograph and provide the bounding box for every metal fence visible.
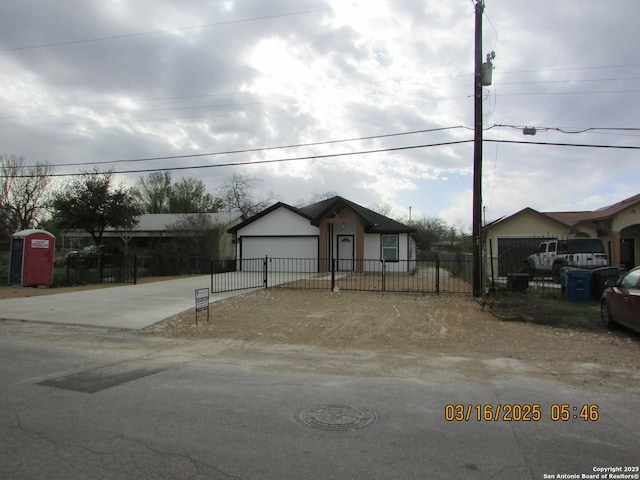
[65,254,137,285]
[137,255,211,276]
[485,235,614,297]
[210,255,473,295]
[210,258,265,293]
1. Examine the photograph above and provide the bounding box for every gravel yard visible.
[141,288,640,392]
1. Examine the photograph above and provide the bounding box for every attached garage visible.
[239,236,319,271]
[228,197,416,274]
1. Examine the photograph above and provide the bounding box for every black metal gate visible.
[210,256,473,295]
[66,254,137,285]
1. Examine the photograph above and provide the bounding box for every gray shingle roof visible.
[229,196,414,234]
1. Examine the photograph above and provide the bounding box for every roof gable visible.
[229,196,414,234]
[591,193,640,220]
[227,202,311,233]
[299,196,414,233]
[486,193,640,235]
[540,194,640,227]
[485,207,576,233]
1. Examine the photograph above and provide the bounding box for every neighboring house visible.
[484,193,640,276]
[228,196,416,272]
[61,212,243,259]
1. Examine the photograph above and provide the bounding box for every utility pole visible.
[472,0,485,298]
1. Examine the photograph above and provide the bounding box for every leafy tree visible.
[219,173,273,217]
[50,170,142,246]
[168,177,223,213]
[0,154,52,241]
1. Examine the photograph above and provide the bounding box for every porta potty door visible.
[8,236,24,284]
[10,230,55,287]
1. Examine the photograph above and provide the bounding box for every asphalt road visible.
[1,320,638,480]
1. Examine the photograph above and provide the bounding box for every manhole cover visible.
[297,404,378,431]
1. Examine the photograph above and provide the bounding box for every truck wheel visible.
[552,264,562,284]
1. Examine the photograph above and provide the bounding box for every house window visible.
[381,234,399,261]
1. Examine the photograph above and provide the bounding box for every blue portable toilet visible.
[9,229,55,287]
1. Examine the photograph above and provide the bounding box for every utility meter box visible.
[9,229,55,287]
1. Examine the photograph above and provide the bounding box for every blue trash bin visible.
[566,269,592,302]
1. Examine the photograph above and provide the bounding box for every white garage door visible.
[241,236,318,272]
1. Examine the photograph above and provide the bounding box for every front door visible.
[337,235,354,271]
[620,238,635,272]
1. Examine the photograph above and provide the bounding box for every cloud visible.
[0,0,638,230]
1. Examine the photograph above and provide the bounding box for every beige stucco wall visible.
[612,205,640,232]
[485,210,570,246]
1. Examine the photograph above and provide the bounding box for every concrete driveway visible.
[0,276,251,329]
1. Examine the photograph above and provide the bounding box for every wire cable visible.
[0,7,335,53]
[492,124,640,134]
[485,138,640,149]
[2,139,475,178]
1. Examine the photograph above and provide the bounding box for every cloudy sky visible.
[1,0,639,228]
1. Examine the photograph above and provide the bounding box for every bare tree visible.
[296,191,339,207]
[136,172,224,213]
[167,213,223,260]
[135,171,172,213]
[0,154,52,240]
[408,216,448,255]
[368,202,393,217]
[219,174,274,218]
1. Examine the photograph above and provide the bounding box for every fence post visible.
[331,258,336,291]
[99,253,104,284]
[435,256,440,295]
[133,255,137,285]
[264,255,268,288]
[382,260,386,292]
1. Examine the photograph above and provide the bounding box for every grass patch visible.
[488,291,601,330]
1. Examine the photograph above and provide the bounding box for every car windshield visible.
[620,269,640,289]
[567,239,605,254]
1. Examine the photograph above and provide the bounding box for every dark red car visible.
[601,266,640,334]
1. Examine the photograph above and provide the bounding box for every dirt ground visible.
[2,281,639,392]
[141,288,640,393]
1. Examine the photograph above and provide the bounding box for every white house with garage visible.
[228,196,416,273]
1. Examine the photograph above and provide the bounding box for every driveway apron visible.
[0,276,250,329]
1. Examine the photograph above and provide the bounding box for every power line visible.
[0,7,334,53]
[4,133,639,179]
[2,139,475,178]
[492,124,640,134]
[496,89,640,97]
[3,126,467,170]
[499,63,640,75]
[485,138,640,150]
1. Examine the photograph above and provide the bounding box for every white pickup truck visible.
[524,238,609,282]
